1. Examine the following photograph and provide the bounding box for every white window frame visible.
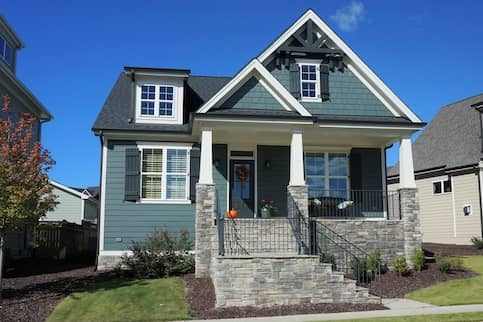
[305,151,350,199]
[432,178,452,195]
[135,77,184,125]
[138,143,192,204]
[0,35,13,66]
[296,59,322,103]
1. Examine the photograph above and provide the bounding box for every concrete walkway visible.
[181,300,483,322]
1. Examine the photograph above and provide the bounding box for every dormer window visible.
[139,84,174,117]
[135,78,184,124]
[301,64,318,99]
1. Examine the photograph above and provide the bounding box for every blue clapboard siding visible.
[219,76,283,110]
[213,145,228,215]
[257,145,290,217]
[103,140,195,251]
[269,63,392,117]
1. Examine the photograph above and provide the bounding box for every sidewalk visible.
[181,299,483,322]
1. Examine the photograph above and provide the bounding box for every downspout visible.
[478,164,483,239]
[94,133,103,271]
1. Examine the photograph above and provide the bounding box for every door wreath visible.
[235,165,249,183]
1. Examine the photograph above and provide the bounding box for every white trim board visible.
[50,180,94,201]
[196,59,311,117]
[257,9,422,123]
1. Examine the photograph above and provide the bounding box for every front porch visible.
[193,120,421,307]
[195,121,414,221]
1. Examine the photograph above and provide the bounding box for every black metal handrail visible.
[309,219,382,285]
[309,189,401,219]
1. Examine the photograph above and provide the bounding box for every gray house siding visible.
[268,62,392,117]
[219,76,283,110]
[104,140,195,251]
[257,145,290,217]
[42,187,83,224]
[84,199,98,221]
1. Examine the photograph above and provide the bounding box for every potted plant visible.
[260,200,278,218]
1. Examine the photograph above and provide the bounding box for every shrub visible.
[367,249,383,273]
[393,256,409,276]
[471,237,483,249]
[411,249,426,272]
[320,248,337,270]
[120,229,194,278]
[351,257,368,281]
[436,256,464,273]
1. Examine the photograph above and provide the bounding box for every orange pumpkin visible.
[227,209,238,219]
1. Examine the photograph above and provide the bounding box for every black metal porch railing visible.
[308,219,381,285]
[308,189,401,219]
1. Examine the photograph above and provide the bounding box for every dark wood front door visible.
[230,160,254,218]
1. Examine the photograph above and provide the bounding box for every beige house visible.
[388,94,483,245]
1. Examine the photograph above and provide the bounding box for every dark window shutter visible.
[349,152,362,191]
[320,64,330,101]
[289,63,300,99]
[125,148,141,202]
[190,144,201,201]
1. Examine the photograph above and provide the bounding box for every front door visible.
[230,160,255,218]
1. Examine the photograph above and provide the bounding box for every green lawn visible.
[406,256,483,305]
[319,311,483,322]
[47,277,191,322]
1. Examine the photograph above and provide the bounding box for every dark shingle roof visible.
[92,73,231,133]
[388,93,483,177]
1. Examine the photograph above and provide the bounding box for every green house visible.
[93,9,425,307]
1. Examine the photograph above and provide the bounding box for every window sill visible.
[137,199,192,205]
[300,98,322,103]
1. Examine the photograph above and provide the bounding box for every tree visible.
[0,94,57,295]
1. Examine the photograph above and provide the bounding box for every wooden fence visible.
[33,221,97,259]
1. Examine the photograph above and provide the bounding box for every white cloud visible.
[330,1,366,32]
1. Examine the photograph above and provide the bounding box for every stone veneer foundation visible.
[210,255,380,307]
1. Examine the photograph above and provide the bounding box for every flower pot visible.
[260,207,271,218]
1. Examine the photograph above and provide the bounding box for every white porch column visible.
[399,137,416,189]
[199,128,213,185]
[289,130,305,186]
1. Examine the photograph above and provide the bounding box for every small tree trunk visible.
[0,235,4,298]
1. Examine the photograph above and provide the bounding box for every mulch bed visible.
[369,262,477,298]
[423,242,483,257]
[0,262,113,322]
[182,274,385,319]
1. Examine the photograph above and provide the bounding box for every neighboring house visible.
[388,94,483,245]
[0,13,53,258]
[40,180,99,225]
[93,10,424,306]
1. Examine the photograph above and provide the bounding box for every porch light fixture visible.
[265,160,271,168]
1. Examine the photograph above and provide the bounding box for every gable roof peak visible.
[257,9,422,124]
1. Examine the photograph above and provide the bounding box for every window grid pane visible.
[166,175,186,199]
[142,149,163,173]
[159,102,173,116]
[167,149,187,173]
[444,180,452,193]
[142,175,162,199]
[433,182,442,194]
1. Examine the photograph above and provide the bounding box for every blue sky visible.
[2,1,483,188]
